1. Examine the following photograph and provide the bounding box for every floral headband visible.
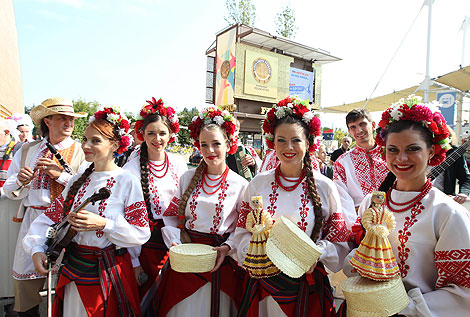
[375,94,451,166]
[262,96,322,153]
[90,106,133,157]
[188,106,238,155]
[134,97,180,143]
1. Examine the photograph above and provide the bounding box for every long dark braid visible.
[139,142,156,223]
[303,153,323,242]
[177,160,207,243]
[62,163,95,217]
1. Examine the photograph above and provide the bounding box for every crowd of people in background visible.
[0,94,469,316]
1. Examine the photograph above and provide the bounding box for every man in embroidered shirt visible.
[333,109,389,214]
[3,97,86,316]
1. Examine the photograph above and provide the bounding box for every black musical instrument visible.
[428,137,470,181]
[45,187,111,262]
[45,141,74,174]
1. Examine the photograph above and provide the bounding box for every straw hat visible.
[30,97,87,125]
[341,275,409,317]
[169,243,217,273]
[266,216,322,278]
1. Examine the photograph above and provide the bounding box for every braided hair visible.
[274,116,323,241]
[138,114,172,223]
[62,119,119,216]
[177,124,230,243]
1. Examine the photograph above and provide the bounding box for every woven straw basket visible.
[169,243,217,273]
[266,216,322,278]
[341,275,409,316]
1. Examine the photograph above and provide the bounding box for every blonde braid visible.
[177,160,207,243]
[303,153,323,242]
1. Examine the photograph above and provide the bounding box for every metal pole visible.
[461,16,470,67]
[424,0,434,103]
[47,260,52,317]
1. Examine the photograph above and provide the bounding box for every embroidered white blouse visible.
[23,168,150,256]
[123,152,187,267]
[232,169,351,273]
[161,168,248,250]
[350,188,470,316]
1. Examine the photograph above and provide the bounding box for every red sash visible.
[153,230,246,317]
[53,243,140,317]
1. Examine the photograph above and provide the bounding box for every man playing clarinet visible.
[3,97,86,316]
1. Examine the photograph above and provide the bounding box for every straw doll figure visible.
[350,191,400,281]
[243,196,280,278]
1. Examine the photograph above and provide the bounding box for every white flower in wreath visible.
[287,103,293,108]
[118,128,126,136]
[108,113,120,123]
[302,111,314,124]
[390,107,403,121]
[275,108,286,119]
[265,133,274,140]
[199,112,205,119]
[214,115,225,126]
[192,116,198,122]
[204,117,212,125]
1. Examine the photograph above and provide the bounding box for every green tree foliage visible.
[177,107,199,146]
[71,99,100,140]
[224,0,256,26]
[334,128,353,146]
[275,3,298,39]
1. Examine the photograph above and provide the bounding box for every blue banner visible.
[289,67,314,102]
[436,91,456,128]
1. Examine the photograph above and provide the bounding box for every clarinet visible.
[45,142,74,174]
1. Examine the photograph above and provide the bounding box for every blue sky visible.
[12,0,470,129]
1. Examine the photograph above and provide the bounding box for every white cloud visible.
[39,9,67,21]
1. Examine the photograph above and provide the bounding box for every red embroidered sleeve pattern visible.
[210,182,229,234]
[333,160,347,183]
[187,181,202,230]
[237,201,253,228]
[322,212,350,242]
[434,249,470,288]
[44,194,65,223]
[125,201,150,227]
[297,181,309,232]
[163,196,181,216]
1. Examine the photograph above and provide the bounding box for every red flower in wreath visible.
[135,97,180,143]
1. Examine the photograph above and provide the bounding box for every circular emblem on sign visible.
[220,60,231,79]
[437,93,456,109]
[252,58,272,84]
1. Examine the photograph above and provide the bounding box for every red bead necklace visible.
[386,179,432,213]
[148,152,169,178]
[202,166,229,195]
[274,166,305,192]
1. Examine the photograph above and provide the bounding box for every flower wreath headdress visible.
[134,97,180,143]
[375,94,451,166]
[90,106,133,157]
[262,96,322,153]
[188,105,238,155]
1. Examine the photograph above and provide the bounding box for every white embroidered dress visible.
[231,169,351,316]
[353,188,470,316]
[3,137,82,280]
[123,152,187,267]
[232,169,351,272]
[161,168,248,317]
[23,167,150,315]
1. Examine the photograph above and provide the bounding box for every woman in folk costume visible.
[123,97,187,298]
[232,96,352,317]
[23,107,150,316]
[340,95,470,316]
[148,106,248,316]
